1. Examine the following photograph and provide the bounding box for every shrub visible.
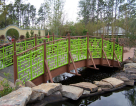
[20,35,25,40]
[0,35,5,39]
[26,31,30,38]
[0,72,14,97]
[38,30,41,36]
[30,30,34,37]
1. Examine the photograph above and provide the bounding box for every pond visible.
[46,66,136,106]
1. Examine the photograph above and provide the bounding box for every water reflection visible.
[46,86,136,106]
[123,86,136,106]
[46,66,136,106]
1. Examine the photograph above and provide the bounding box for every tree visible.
[26,31,30,38]
[38,30,41,36]
[30,30,34,37]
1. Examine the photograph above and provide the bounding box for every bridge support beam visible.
[87,48,99,70]
[69,52,81,76]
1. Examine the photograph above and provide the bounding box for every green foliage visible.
[0,72,14,97]
[30,30,34,37]
[38,30,41,36]
[7,29,19,40]
[116,36,118,43]
[26,31,30,38]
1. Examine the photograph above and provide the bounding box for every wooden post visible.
[112,40,115,66]
[35,34,37,49]
[86,32,89,67]
[68,33,70,73]
[13,39,17,83]
[43,40,47,83]
[101,35,103,65]
[53,33,54,44]
[122,44,124,62]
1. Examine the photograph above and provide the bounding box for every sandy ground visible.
[123,47,135,61]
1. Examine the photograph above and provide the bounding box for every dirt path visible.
[123,47,135,61]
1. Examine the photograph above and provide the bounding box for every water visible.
[46,66,136,106]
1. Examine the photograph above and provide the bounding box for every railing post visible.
[112,39,115,66]
[13,39,17,83]
[43,39,47,83]
[86,32,89,67]
[53,33,54,44]
[35,34,37,50]
[68,33,70,73]
[101,35,103,65]
[122,44,124,62]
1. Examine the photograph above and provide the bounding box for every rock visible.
[125,68,136,74]
[25,81,36,88]
[0,87,32,106]
[124,63,136,70]
[15,79,25,90]
[98,87,102,92]
[32,83,62,96]
[83,90,90,95]
[70,82,98,92]
[0,84,4,91]
[102,77,124,88]
[132,57,136,63]
[121,60,133,67]
[61,85,83,100]
[131,74,136,77]
[124,80,134,86]
[93,81,113,88]
[101,88,111,91]
[52,91,62,97]
[117,76,129,82]
[28,91,44,103]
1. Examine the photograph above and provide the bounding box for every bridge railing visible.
[12,33,123,83]
[0,34,63,70]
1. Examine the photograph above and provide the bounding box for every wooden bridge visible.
[0,33,123,85]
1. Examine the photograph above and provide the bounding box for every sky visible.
[7,0,80,22]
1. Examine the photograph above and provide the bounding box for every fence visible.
[12,33,123,83]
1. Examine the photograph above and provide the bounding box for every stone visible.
[121,60,133,67]
[131,74,136,77]
[124,63,136,70]
[28,91,44,103]
[125,68,136,74]
[124,80,134,86]
[98,87,102,92]
[101,88,111,91]
[61,85,83,100]
[102,77,124,88]
[15,79,25,90]
[25,81,36,88]
[93,81,113,88]
[32,83,62,96]
[83,90,90,95]
[132,57,136,63]
[70,82,98,92]
[0,84,4,91]
[117,76,129,82]
[0,87,32,106]
[52,91,62,96]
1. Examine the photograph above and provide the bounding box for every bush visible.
[0,35,5,39]
[20,35,25,40]
[0,72,14,97]
[30,30,34,37]
[26,31,30,38]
